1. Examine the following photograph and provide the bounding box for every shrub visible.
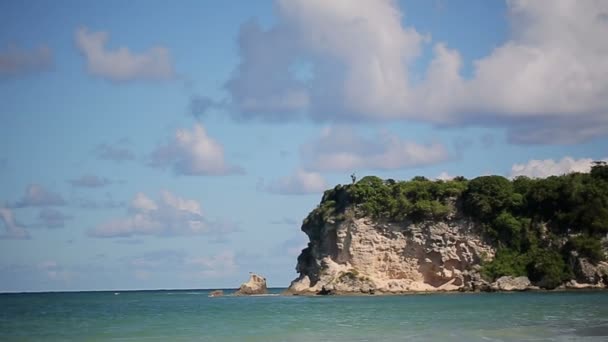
[526,249,569,289]
[463,176,514,221]
[564,235,605,264]
[491,211,522,249]
[481,248,529,281]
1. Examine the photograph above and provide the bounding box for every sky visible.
[1,0,607,292]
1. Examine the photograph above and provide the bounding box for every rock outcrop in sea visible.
[208,290,224,297]
[235,273,268,295]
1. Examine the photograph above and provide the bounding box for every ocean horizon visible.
[2,289,607,341]
[0,287,287,295]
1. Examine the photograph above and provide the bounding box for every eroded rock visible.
[208,290,224,297]
[235,273,268,295]
[572,256,608,286]
[288,211,495,294]
[491,276,531,291]
[565,280,603,289]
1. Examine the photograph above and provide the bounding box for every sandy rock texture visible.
[490,276,532,291]
[235,273,268,295]
[288,213,495,295]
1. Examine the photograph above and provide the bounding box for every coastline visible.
[281,284,608,297]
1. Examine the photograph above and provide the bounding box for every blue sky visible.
[1,0,607,292]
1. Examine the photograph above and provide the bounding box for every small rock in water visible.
[208,290,224,297]
[235,273,268,295]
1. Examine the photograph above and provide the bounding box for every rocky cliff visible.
[288,208,495,294]
[287,173,608,294]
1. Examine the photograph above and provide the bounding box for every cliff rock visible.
[288,212,495,294]
[572,255,608,286]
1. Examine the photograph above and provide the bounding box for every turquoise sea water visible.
[1,289,607,341]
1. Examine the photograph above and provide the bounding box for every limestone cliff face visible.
[288,210,495,294]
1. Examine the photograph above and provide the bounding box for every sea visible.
[1,289,607,341]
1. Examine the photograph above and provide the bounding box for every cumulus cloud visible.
[301,126,449,172]
[75,27,175,82]
[94,140,135,162]
[0,207,29,239]
[226,0,423,121]
[435,171,455,181]
[510,156,607,178]
[14,184,66,208]
[0,44,53,78]
[68,174,112,188]
[148,123,244,176]
[225,0,608,144]
[89,190,236,238]
[264,169,328,195]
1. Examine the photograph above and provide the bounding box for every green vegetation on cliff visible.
[301,162,608,289]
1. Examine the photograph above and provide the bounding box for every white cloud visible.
[14,184,66,208]
[301,126,449,172]
[227,0,422,120]
[0,207,29,239]
[264,169,328,195]
[226,0,608,143]
[435,171,455,181]
[148,123,244,176]
[0,44,53,78]
[510,156,607,178]
[89,190,235,238]
[75,27,175,82]
[130,192,159,212]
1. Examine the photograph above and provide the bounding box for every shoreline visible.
[2,285,606,297]
[281,286,608,297]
